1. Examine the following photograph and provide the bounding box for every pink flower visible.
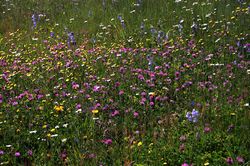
[179,143,185,152]
[72,82,79,89]
[28,150,33,156]
[101,139,112,145]
[93,85,100,92]
[204,127,211,133]
[0,94,3,103]
[226,157,234,165]
[236,156,244,164]
[150,102,154,106]
[88,153,96,158]
[133,112,139,118]
[111,110,119,117]
[181,162,189,166]
[15,152,21,157]
[0,150,4,155]
[179,135,186,142]
[119,90,124,95]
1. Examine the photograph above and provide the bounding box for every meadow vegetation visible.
[0,0,249,165]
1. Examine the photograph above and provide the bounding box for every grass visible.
[0,0,249,165]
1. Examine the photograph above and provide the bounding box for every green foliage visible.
[0,0,249,165]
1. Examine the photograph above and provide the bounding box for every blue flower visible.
[186,109,199,123]
[67,32,76,46]
[32,14,37,28]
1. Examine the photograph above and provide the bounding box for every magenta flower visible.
[60,149,67,161]
[133,112,139,118]
[204,127,211,133]
[15,152,21,157]
[88,153,96,158]
[93,85,101,92]
[119,90,124,95]
[236,156,244,164]
[28,150,33,156]
[111,110,119,117]
[181,162,189,166]
[0,94,3,103]
[226,157,233,165]
[72,82,80,89]
[150,102,154,106]
[101,139,112,145]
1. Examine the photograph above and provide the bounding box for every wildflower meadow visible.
[0,0,249,165]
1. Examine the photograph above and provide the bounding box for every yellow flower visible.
[54,105,63,112]
[50,128,56,132]
[92,109,99,114]
[204,161,209,165]
[137,141,143,147]
[230,112,236,116]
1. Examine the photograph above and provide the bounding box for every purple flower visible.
[88,153,96,158]
[28,150,33,156]
[117,15,122,21]
[181,162,189,166]
[236,156,244,164]
[76,104,81,109]
[244,43,250,52]
[32,14,37,27]
[72,82,79,89]
[119,90,124,95]
[111,110,119,117]
[0,94,2,103]
[67,32,76,46]
[186,109,199,123]
[0,150,4,155]
[93,85,101,92]
[60,149,67,161]
[133,112,139,118]
[179,143,185,152]
[102,139,112,145]
[179,135,186,142]
[204,126,211,133]
[37,94,44,100]
[50,32,54,37]
[226,157,233,165]
[150,102,154,106]
[15,152,21,157]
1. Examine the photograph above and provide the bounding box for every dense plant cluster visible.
[0,0,249,165]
